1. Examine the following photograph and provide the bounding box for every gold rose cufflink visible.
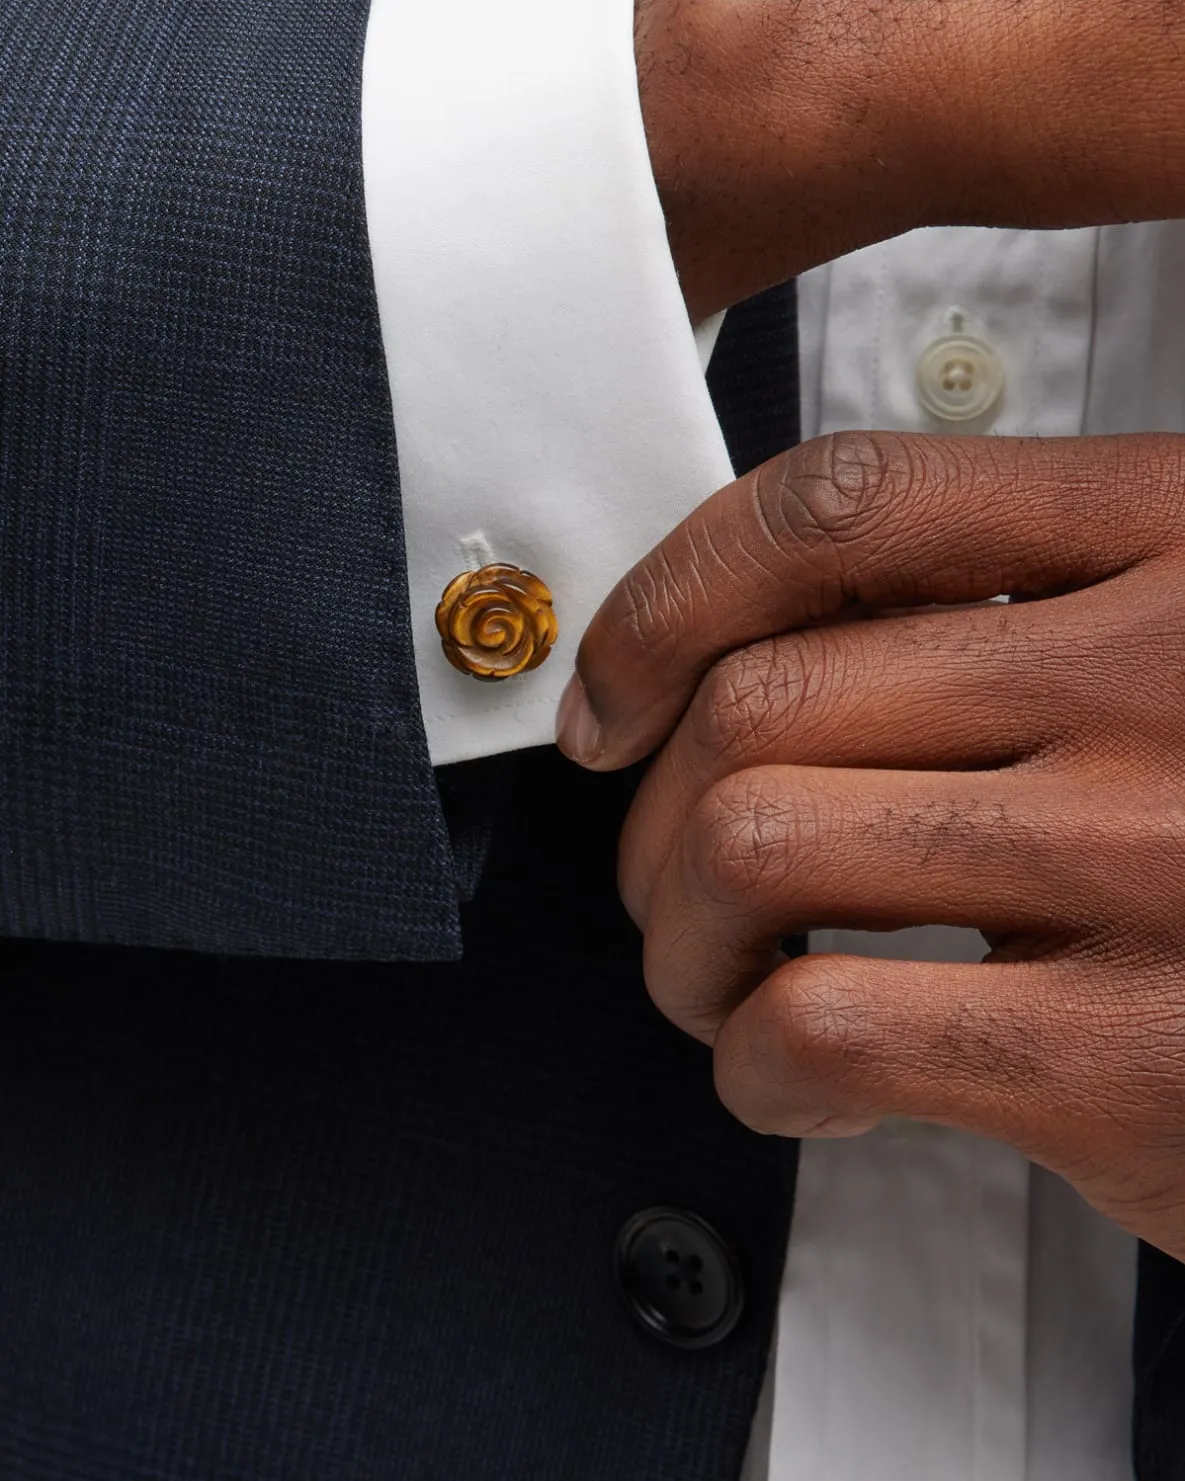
[435,563,558,681]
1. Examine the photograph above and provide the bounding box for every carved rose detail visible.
[435,563,558,680]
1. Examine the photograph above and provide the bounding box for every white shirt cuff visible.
[362,0,733,766]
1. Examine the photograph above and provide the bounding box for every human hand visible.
[560,431,1185,1258]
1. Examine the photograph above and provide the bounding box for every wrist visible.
[638,0,1185,319]
[894,0,1185,231]
[636,0,944,318]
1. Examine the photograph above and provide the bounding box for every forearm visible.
[637,0,1185,319]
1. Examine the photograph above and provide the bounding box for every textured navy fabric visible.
[0,0,461,959]
[0,749,799,1481]
[1134,1242,1185,1478]
[707,283,801,478]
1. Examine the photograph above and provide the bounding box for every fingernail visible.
[555,673,603,766]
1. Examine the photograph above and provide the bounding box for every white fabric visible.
[358,4,1180,1473]
[762,930,1137,1481]
[361,0,732,766]
[798,227,1099,439]
[765,930,1029,1481]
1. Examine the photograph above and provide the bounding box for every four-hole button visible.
[614,1206,744,1350]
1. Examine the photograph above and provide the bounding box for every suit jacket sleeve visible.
[0,0,461,959]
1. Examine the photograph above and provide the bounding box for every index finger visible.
[557,431,1180,769]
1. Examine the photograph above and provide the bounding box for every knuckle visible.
[690,633,837,766]
[693,651,767,764]
[691,642,795,762]
[684,769,821,907]
[763,432,906,555]
[757,432,992,607]
[684,775,769,908]
[767,956,876,1092]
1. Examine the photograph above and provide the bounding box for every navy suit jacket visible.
[0,2,1180,1477]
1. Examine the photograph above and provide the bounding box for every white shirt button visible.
[916,333,1004,423]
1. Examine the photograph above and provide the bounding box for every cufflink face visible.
[435,563,558,681]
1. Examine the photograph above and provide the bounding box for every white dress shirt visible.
[359,3,1185,1476]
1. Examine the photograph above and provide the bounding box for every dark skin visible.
[559,426,1185,1262]
[568,2,1185,1260]
[637,0,1185,319]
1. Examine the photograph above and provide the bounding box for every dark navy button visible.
[615,1206,744,1349]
